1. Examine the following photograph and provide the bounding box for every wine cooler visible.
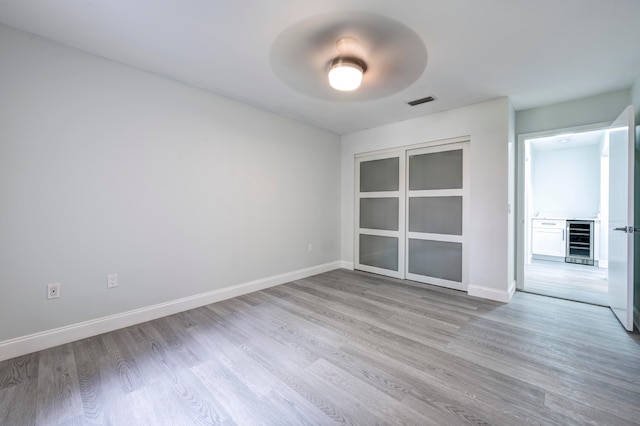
[565,220,594,265]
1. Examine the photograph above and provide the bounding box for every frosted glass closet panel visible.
[360,158,399,192]
[359,234,399,271]
[360,198,399,231]
[408,239,462,282]
[355,153,404,278]
[408,196,462,235]
[409,149,463,190]
[406,144,468,290]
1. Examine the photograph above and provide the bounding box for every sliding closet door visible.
[355,152,405,279]
[405,142,469,290]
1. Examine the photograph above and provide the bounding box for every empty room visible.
[1,1,640,425]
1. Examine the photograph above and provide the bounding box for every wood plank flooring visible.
[524,259,608,306]
[1,268,639,425]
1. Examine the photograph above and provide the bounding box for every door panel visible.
[405,142,469,290]
[355,139,468,288]
[360,157,400,192]
[407,239,463,282]
[355,152,405,279]
[359,234,399,271]
[359,198,399,231]
[408,196,463,235]
[408,149,463,190]
[608,105,635,331]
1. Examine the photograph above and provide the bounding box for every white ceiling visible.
[1,0,639,134]
[528,129,604,152]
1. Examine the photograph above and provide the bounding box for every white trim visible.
[354,135,471,159]
[408,189,463,197]
[0,261,342,362]
[356,263,403,279]
[359,191,401,198]
[508,279,516,301]
[468,282,514,303]
[359,229,400,238]
[406,232,463,243]
[340,261,354,270]
[405,274,464,291]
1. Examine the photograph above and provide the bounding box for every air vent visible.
[407,96,437,107]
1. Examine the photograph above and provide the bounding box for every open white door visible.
[608,105,635,331]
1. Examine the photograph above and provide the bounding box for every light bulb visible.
[328,59,364,91]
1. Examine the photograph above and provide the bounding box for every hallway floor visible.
[523,259,608,306]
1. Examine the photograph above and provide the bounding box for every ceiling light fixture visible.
[328,37,367,91]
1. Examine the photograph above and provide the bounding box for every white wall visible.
[530,144,601,218]
[516,90,631,135]
[341,97,513,302]
[0,24,341,347]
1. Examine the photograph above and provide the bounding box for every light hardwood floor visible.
[1,269,639,425]
[524,259,608,306]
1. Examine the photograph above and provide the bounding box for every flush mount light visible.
[328,37,367,91]
[270,13,427,100]
[328,57,367,91]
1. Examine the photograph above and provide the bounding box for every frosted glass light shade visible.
[328,59,365,91]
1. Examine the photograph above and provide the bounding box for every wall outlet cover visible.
[107,273,118,288]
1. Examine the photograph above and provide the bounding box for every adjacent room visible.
[522,128,610,305]
[1,1,640,424]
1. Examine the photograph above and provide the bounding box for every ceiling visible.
[1,0,640,135]
[528,129,604,152]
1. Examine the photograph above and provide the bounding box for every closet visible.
[355,137,469,290]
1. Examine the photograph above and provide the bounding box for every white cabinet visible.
[532,219,566,258]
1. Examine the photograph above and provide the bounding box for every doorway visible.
[520,127,610,305]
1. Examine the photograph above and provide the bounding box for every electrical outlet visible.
[47,282,60,299]
[107,273,118,288]
[308,243,313,253]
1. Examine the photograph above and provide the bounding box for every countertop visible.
[533,217,600,222]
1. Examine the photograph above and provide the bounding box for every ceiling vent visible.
[407,96,437,106]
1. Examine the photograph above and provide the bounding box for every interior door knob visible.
[613,226,640,233]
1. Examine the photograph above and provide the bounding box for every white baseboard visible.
[468,282,513,303]
[508,279,516,301]
[0,261,342,362]
[340,260,354,270]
